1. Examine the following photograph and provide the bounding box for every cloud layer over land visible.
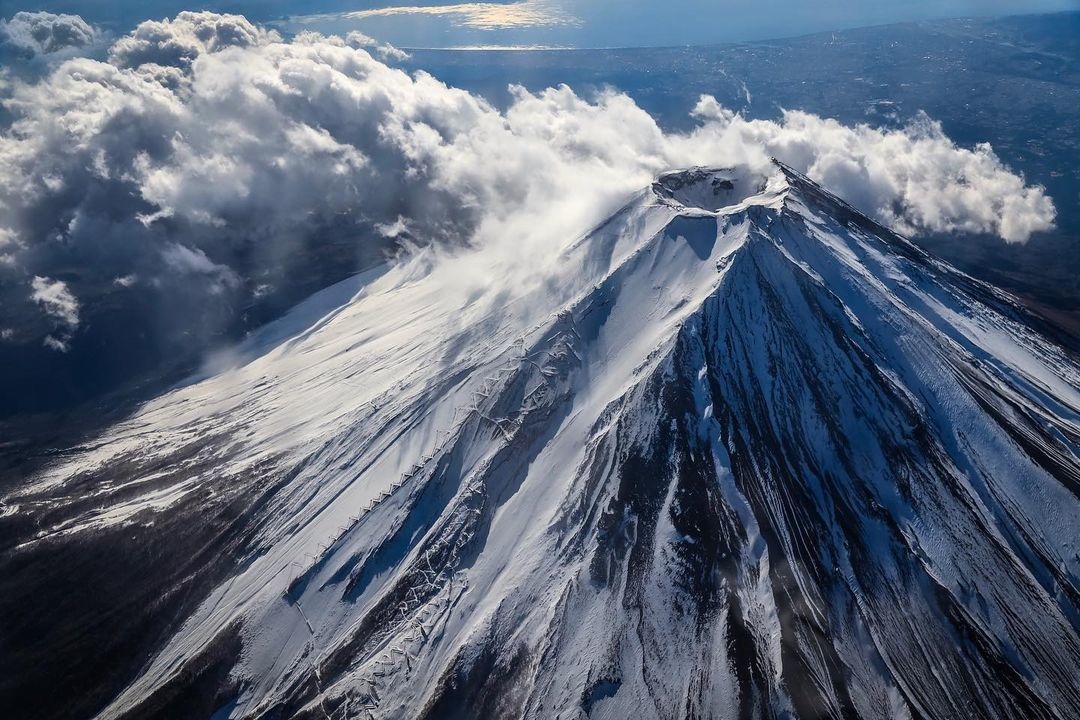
[0,10,1056,410]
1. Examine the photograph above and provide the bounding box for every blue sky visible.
[13,0,1080,46]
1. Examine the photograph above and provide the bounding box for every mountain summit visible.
[4,162,1080,720]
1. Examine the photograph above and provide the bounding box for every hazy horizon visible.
[15,0,1080,48]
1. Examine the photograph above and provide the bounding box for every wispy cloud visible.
[30,276,79,329]
[30,275,79,350]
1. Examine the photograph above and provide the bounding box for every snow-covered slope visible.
[6,162,1080,720]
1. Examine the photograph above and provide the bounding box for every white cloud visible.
[343,30,409,61]
[0,11,98,56]
[376,215,412,238]
[108,11,272,69]
[0,11,1056,361]
[30,275,79,330]
[42,334,69,352]
[0,227,18,266]
[689,98,1055,243]
[162,243,239,294]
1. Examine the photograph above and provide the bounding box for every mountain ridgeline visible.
[2,162,1079,720]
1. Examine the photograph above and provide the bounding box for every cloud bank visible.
[0,11,1055,411]
[692,99,1055,244]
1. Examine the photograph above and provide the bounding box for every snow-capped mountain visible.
[3,162,1079,720]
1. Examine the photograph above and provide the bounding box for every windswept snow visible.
[6,162,1080,720]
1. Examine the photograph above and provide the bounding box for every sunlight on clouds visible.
[0,11,1055,356]
[339,1,579,30]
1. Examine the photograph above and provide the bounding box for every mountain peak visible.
[652,164,785,214]
[7,158,1080,720]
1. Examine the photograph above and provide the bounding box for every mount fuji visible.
[2,162,1079,720]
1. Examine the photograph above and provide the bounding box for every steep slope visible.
[3,163,1079,720]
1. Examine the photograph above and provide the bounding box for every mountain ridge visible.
[2,162,1079,720]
